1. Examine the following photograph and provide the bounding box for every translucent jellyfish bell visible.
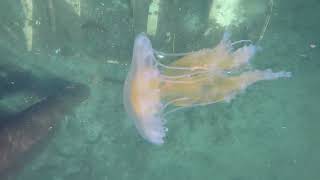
[123,33,166,145]
[123,33,291,145]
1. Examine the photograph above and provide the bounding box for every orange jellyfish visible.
[123,33,291,145]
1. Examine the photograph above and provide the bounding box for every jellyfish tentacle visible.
[162,105,190,117]
[159,70,209,80]
[231,44,257,67]
[231,40,253,46]
[185,98,226,107]
[160,97,189,113]
[153,49,194,58]
[162,97,225,117]
[155,59,210,72]
[159,73,211,84]
[155,60,200,71]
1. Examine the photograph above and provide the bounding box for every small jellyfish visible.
[123,33,291,145]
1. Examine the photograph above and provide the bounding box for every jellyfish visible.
[123,33,291,145]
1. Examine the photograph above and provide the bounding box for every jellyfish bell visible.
[124,33,291,145]
[123,33,166,145]
[124,33,209,145]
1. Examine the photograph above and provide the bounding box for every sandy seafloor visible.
[1,0,319,180]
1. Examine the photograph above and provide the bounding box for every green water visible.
[0,0,319,180]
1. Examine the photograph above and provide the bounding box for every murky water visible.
[0,0,319,180]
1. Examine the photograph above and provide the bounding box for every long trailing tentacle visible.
[231,40,253,46]
[162,97,226,117]
[160,97,189,113]
[155,60,201,71]
[159,70,209,80]
[257,0,273,43]
[153,49,194,58]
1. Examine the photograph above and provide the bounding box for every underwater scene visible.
[0,0,319,179]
